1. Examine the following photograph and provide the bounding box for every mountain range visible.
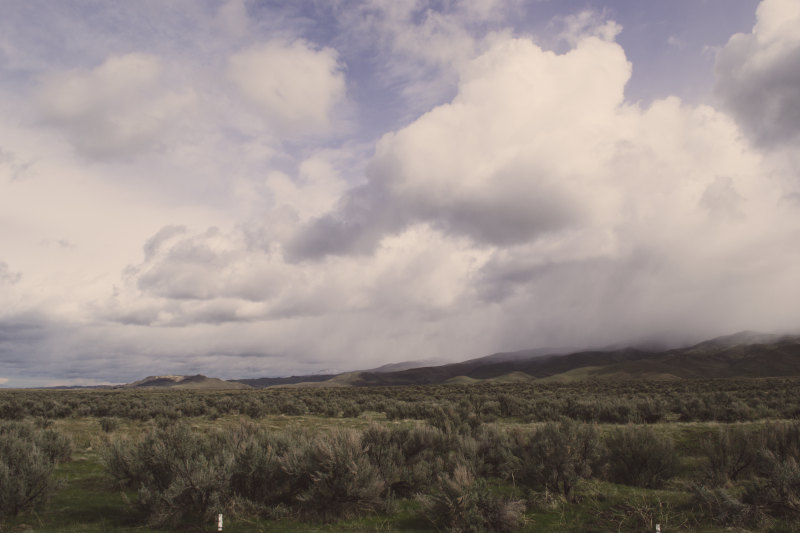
[119,331,800,389]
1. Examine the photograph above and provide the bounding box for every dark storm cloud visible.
[0,317,46,347]
[475,254,620,305]
[0,315,56,378]
[284,182,402,261]
[286,172,579,262]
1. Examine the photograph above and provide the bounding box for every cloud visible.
[227,40,346,137]
[327,0,514,118]
[284,25,800,351]
[555,10,622,46]
[143,225,188,262]
[36,53,195,159]
[2,0,800,386]
[289,34,632,259]
[0,262,21,284]
[0,147,36,182]
[134,227,273,303]
[715,0,800,147]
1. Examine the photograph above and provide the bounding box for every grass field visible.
[1,383,799,532]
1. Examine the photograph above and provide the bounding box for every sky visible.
[1,0,799,387]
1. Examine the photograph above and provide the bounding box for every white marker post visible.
[217,513,223,532]
[655,524,661,533]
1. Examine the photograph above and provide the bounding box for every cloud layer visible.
[0,0,798,386]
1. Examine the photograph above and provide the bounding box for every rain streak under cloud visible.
[1,0,799,387]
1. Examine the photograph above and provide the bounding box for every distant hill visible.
[344,347,660,386]
[231,374,336,388]
[366,359,447,373]
[121,375,250,390]
[114,332,800,390]
[233,331,800,388]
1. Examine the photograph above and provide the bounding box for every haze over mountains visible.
[118,331,800,390]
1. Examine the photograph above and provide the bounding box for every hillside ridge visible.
[116,331,800,389]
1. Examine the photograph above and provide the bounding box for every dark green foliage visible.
[418,466,525,533]
[690,485,767,528]
[0,400,26,420]
[510,420,598,500]
[0,422,70,521]
[602,425,678,488]
[497,393,525,418]
[760,421,800,462]
[744,451,800,517]
[99,417,120,433]
[702,425,761,485]
[635,398,667,423]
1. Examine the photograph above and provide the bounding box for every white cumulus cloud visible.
[228,40,346,137]
[36,53,195,159]
[715,0,800,147]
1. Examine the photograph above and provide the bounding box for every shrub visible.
[104,423,233,527]
[511,420,599,500]
[761,421,800,463]
[692,485,768,528]
[470,424,516,479]
[0,423,69,521]
[635,398,666,424]
[361,424,405,496]
[103,438,143,488]
[418,465,525,533]
[497,393,526,418]
[701,426,760,486]
[278,398,308,416]
[33,417,53,429]
[602,425,678,488]
[362,423,452,497]
[99,417,120,433]
[285,429,385,521]
[229,428,295,507]
[0,400,26,421]
[743,451,800,517]
[37,428,72,464]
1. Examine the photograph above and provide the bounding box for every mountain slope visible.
[229,331,800,388]
[232,375,336,388]
[122,375,251,390]
[319,332,800,387]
